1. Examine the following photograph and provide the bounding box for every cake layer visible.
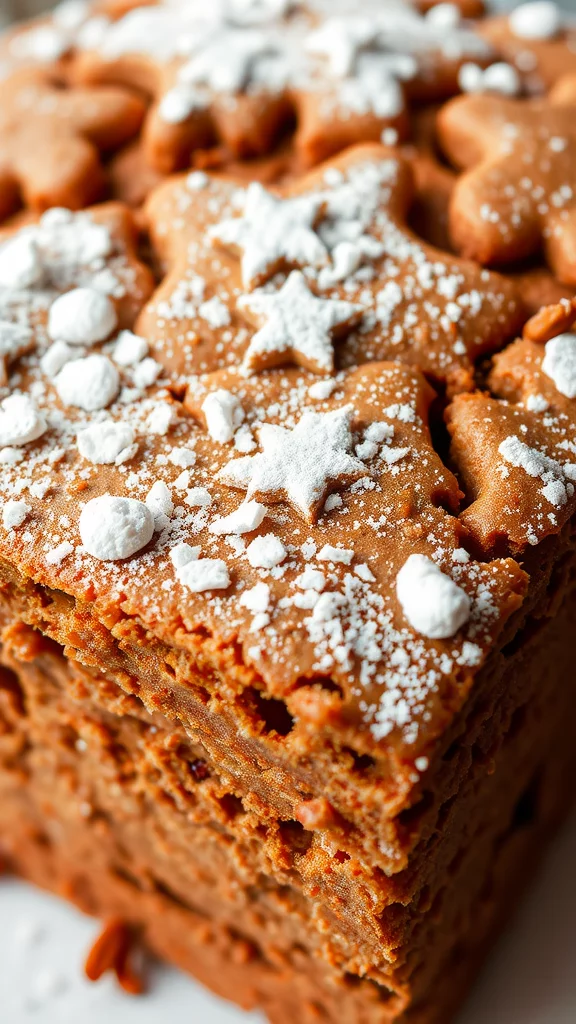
[1,553,575,1018]
[0,508,570,887]
[1,620,574,1024]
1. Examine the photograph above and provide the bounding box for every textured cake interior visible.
[1,528,575,1023]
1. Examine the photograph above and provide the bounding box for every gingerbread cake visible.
[0,2,576,1023]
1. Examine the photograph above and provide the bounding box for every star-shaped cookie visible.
[139,143,523,394]
[239,270,363,374]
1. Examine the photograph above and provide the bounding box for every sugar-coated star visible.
[178,27,279,93]
[239,270,363,374]
[209,182,327,288]
[218,406,367,522]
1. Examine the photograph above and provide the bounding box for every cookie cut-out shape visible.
[447,311,576,554]
[218,406,366,522]
[438,80,576,285]
[239,270,363,374]
[0,67,145,221]
[141,143,523,394]
[209,182,327,288]
[73,0,493,173]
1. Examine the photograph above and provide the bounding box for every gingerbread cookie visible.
[447,301,576,554]
[138,143,523,395]
[437,76,576,284]
[0,66,145,221]
[72,0,493,173]
[481,1,576,95]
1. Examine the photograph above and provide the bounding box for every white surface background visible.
[1,810,575,1023]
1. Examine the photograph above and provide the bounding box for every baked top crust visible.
[0,179,527,762]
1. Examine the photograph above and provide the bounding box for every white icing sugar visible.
[458,61,520,97]
[169,447,197,469]
[133,357,162,389]
[178,27,281,93]
[245,533,287,567]
[77,421,136,465]
[79,494,154,561]
[36,208,112,271]
[308,378,337,400]
[210,183,327,288]
[239,580,271,612]
[202,389,245,442]
[499,435,575,507]
[0,395,47,447]
[199,296,232,328]
[170,542,201,569]
[0,322,34,385]
[239,270,362,374]
[526,393,549,413]
[159,84,208,124]
[175,557,231,592]
[56,355,120,411]
[541,333,576,398]
[209,499,267,535]
[48,287,117,345]
[113,330,149,366]
[509,1,562,40]
[40,341,75,379]
[317,544,354,564]
[425,3,461,30]
[330,52,407,119]
[219,407,366,521]
[295,567,326,591]
[2,498,30,529]
[305,16,382,78]
[186,486,212,507]
[396,554,471,639]
[0,234,43,290]
[146,480,174,529]
[227,0,293,24]
[45,541,74,566]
